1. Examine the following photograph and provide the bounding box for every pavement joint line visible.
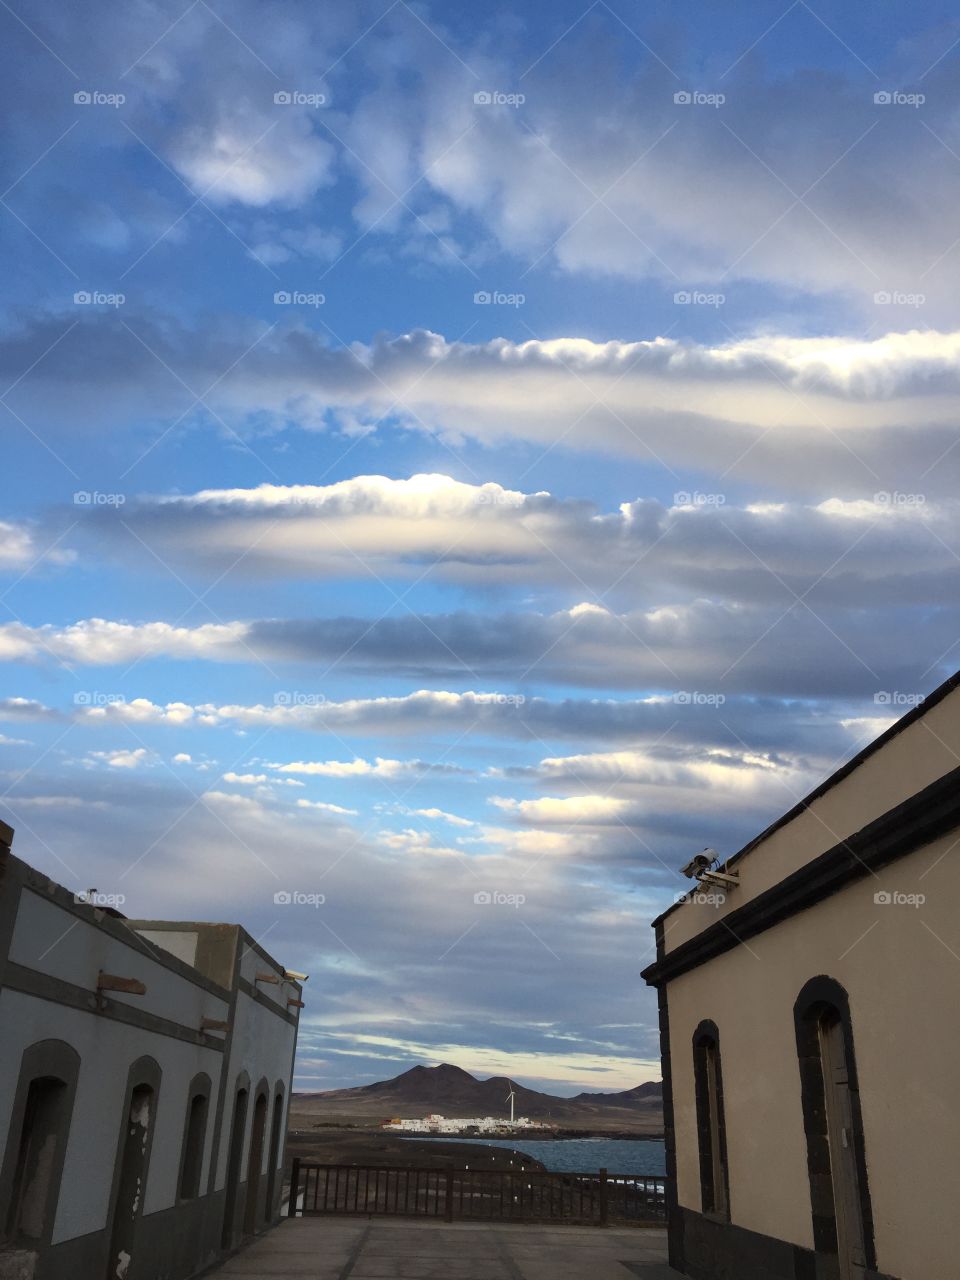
[338,1223,373,1279]
[494,1227,529,1280]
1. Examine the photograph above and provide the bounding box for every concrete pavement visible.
[208,1216,681,1280]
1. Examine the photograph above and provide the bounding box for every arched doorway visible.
[795,978,874,1280]
[243,1089,268,1236]
[221,1082,248,1249]
[106,1059,160,1280]
[263,1087,284,1224]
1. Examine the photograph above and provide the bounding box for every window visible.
[177,1074,211,1200]
[692,1021,729,1218]
[7,1078,69,1241]
[0,1040,80,1247]
[107,1058,161,1280]
[264,1085,285,1222]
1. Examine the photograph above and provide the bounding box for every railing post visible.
[288,1157,301,1217]
[444,1165,454,1222]
[598,1168,608,1227]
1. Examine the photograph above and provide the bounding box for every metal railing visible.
[287,1160,666,1226]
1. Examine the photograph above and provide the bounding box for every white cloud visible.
[269,754,469,778]
[0,520,74,570]
[13,319,960,490]
[412,807,474,827]
[85,747,153,769]
[491,794,634,826]
[295,798,358,816]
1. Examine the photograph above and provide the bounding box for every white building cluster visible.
[384,1114,550,1135]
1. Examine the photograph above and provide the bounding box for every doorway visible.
[819,1010,867,1280]
[221,1086,248,1249]
[795,978,874,1280]
[106,1083,155,1280]
[243,1092,268,1236]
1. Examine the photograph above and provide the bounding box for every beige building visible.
[0,821,303,1280]
[642,673,960,1280]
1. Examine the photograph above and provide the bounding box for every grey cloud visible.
[8,314,960,493]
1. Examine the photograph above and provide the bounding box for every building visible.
[382,1115,550,1134]
[0,820,303,1280]
[642,672,960,1280]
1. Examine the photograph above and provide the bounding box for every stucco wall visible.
[0,988,224,1244]
[664,681,960,954]
[213,940,298,1191]
[8,892,231,1028]
[667,831,957,1280]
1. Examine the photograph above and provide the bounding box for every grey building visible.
[0,820,303,1280]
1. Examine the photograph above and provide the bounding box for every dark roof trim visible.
[641,761,960,986]
[653,668,960,928]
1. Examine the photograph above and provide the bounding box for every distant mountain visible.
[570,1082,663,1104]
[295,1063,663,1133]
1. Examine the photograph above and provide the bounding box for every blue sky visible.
[3,0,960,1093]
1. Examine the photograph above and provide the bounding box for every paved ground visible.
[209,1216,681,1280]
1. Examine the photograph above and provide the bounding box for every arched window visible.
[106,1056,161,1280]
[243,1080,270,1236]
[794,977,876,1277]
[692,1020,729,1219]
[264,1083,285,1222]
[0,1040,80,1247]
[221,1073,250,1249]
[177,1073,212,1200]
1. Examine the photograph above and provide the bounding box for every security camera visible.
[680,849,718,879]
[284,969,309,982]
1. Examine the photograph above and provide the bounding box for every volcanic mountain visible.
[295,1063,663,1133]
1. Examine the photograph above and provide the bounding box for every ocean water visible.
[401,1136,666,1176]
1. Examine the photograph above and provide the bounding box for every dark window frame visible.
[263,1081,285,1223]
[177,1071,212,1201]
[692,1019,730,1220]
[793,976,876,1271]
[0,1039,81,1247]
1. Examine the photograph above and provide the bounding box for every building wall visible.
[664,680,960,954]
[666,831,957,1280]
[0,844,302,1280]
[0,988,224,1243]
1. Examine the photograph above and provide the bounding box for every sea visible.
[401,1136,666,1177]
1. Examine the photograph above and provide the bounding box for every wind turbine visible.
[506,1088,516,1124]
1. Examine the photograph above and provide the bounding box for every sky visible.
[2,0,959,1095]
